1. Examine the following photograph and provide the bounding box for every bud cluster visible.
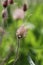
[1,0,34,39]
[2,0,14,8]
[2,0,14,28]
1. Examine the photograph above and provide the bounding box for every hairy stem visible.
[13,37,20,65]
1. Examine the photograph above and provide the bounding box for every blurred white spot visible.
[28,56,35,65]
[25,23,35,30]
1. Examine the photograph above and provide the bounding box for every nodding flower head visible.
[2,9,8,21]
[16,23,35,38]
[12,8,24,20]
[23,4,27,11]
[0,27,5,35]
[3,0,8,8]
[16,25,27,38]
[8,0,14,5]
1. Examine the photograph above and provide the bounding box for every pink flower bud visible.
[3,0,8,8]
[16,25,27,38]
[12,8,24,20]
[8,0,14,5]
[23,4,27,11]
[2,9,8,21]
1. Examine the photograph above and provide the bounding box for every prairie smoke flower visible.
[23,0,29,10]
[12,8,24,20]
[2,0,8,8]
[23,4,27,11]
[2,8,8,21]
[16,23,35,38]
[8,0,14,5]
[16,25,27,38]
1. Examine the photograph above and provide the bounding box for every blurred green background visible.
[0,0,43,65]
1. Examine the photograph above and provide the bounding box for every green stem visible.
[13,37,20,65]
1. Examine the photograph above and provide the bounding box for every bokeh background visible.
[0,0,43,65]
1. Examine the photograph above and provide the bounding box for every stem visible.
[0,49,13,65]
[7,5,13,25]
[0,36,3,45]
[13,37,20,65]
[0,53,10,65]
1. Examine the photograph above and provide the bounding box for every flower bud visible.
[2,9,8,21]
[12,8,24,20]
[23,4,27,11]
[8,0,14,4]
[3,0,8,8]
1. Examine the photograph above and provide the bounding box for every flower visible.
[2,0,8,8]
[12,8,24,20]
[2,8,8,21]
[23,4,27,11]
[16,23,35,38]
[16,25,27,38]
[8,0,14,5]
